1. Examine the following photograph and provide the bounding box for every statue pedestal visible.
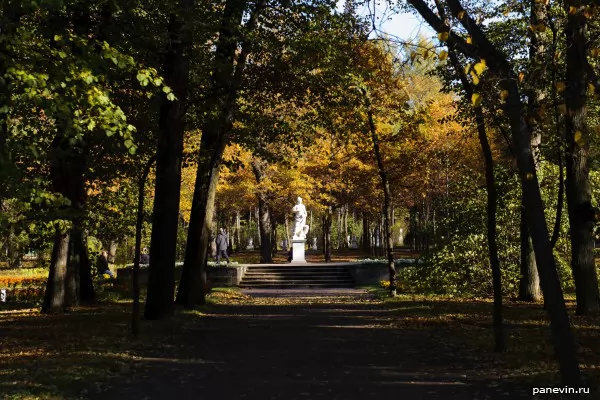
[291,239,307,263]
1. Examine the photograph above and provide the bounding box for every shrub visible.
[0,276,46,303]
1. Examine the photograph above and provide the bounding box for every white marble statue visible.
[292,197,309,239]
[246,238,254,250]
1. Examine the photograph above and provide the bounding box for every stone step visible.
[240,264,354,289]
[240,278,353,284]
[244,271,350,277]
[239,282,354,289]
[245,269,350,274]
[242,276,350,282]
[242,277,353,283]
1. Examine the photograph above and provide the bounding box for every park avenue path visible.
[95,289,530,400]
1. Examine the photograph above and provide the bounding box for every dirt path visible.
[94,290,530,400]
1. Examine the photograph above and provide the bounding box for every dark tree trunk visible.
[324,209,332,262]
[363,88,395,296]
[408,0,581,385]
[447,47,505,350]
[475,109,505,352]
[270,215,277,259]
[0,5,22,184]
[70,226,95,305]
[563,2,600,316]
[518,0,544,302]
[133,155,156,336]
[145,0,191,319]
[519,208,542,301]
[43,132,94,312]
[176,155,220,306]
[548,14,565,250]
[361,213,370,251]
[177,0,264,306]
[251,159,272,263]
[42,229,70,313]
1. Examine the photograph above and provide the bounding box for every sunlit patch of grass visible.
[0,268,48,277]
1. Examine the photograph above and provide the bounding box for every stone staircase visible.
[239,264,354,289]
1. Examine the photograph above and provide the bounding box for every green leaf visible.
[167,93,176,101]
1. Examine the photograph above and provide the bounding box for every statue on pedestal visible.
[292,197,309,239]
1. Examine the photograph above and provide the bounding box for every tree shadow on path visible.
[95,292,535,400]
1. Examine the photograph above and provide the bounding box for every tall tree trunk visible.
[408,0,581,385]
[43,133,94,311]
[344,206,349,247]
[177,0,264,306]
[42,229,70,313]
[133,155,156,336]
[362,88,396,296]
[324,209,333,262]
[448,46,505,349]
[70,225,95,305]
[563,2,600,316]
[548,13,565,250]
[235,211,241,253]
[518,0,545,302]
[0,4,22,188]
[475,108,505,351]
[270,214,277,259]
[176,158,220,306]
[361,213,370,251]
[145,0,192,319]
[251,159,272,263]
[519,209,542,301]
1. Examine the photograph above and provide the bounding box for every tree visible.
[407,0,581,385]
[563,1,600,316]
[145,0,194,320]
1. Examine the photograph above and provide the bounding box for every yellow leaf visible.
[466,36,472,44]
[569,6,577,15]
[458,11,466,19]
[536,23,546,32]
[574,131,585,147]
[470,70,480,85]
[500,90,509,101]
[555,81,566,93]
[558,104,567,115]
[519,72,525,82]
[438,50,448,61]
[591,49,600,57]
[423,50,430,60]
[554,51,562,62]
[438,31,449,42]
[410,51,417,64]
[471,93,483,107]
[526,173,534,180]
[473,59,486,75]
[464,63,471,74]
[588,83,596,95]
